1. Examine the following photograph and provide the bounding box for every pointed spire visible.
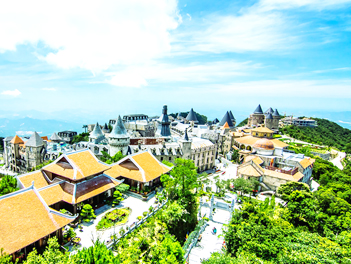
[90,122,104,139]
[219,111,234,127]
[186,108,198,122]
[109,116,128,138]
[184,128,189,141]
[10,135,24,144]
[254,104,263,114]
[104,123,108,130]
[50,132,62,141]
[266,113,273,120]
[26,132,44,147]
[229,111,235,121]
[273,109,280,117]
[213,118,219,124]
[265,107,274,114]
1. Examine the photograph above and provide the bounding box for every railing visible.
[106,199,168,249]
[183,219,209,261]
[265,166,298,175]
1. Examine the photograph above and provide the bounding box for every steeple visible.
[265,107,274,115]
[186,108,198,122]
[219,111,234,127]
[25,132,44,147]
[229,111,236,121]
[253,104,263,114]
[90,122,104,139]
[266,113,273,120]
[273,109,280,117]
[160,105,171,137]
[109,116,130,156]
[50,132,62,143]
[109,116,128,138]
[183,128,189,141]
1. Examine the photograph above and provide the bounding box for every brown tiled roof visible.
[43,150,110,180]
[235,136,288,149]
[0,188,75,255]
[252,127,274,133]
[41,136,49,141]
[299,158,314,169]
[38,183,72,205]
[106,151,171,183]
[270,139,289,148]
[238,164,262,177]
[10,135,24,144]
[253,138,274,150]
[18,171,49,189]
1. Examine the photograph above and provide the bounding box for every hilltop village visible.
[0,104,350,263]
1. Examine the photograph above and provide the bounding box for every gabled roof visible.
[219,111,234,127]
[10,135,24,144]
[186,108,198,122]
[0,187,75,255]
[299,157,315,169]
[222,122,230,129]
[109,116,128,138]
[26,132,44,147]
[265,107,274,114]
[43,149,110,180]
[253,104,263,114]
[50,132,62,141]
[266,113,273,120]
[273,109,280,117]
[229,110,236,121]
[105,151,171,183]
[90,122,104,139]
[17,171,49,189]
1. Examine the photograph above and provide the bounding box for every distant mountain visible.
[0,117,84,137]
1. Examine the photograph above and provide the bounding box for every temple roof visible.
[253,104,263,114]
[90,122,104,139]
[10,135,24,144]
[273,109,280,117]
[50,132,62,141]
[266,113,273,120]
[219,111,234,127]
[0,187,75,255]
[229,110,236,121]
[26,132,44,147]
[109,116,128,138]
[186,108,198,122]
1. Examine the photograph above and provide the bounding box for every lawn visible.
[96,207,131,231]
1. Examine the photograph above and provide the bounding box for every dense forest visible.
[169,112,207,125]
[281,118,351,152]
[203,157,351,263]
[237,118,248,127]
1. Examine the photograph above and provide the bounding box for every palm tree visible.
[82,125,88,133]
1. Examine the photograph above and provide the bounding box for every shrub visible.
[119,227,125,236]
[137,216,142,220]
[143,211,148,217]
[148,206,153,212]
[113,190,124,205]
[80,204,96,221]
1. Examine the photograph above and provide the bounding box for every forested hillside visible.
[281,118,351,152]
[237,118,248,127]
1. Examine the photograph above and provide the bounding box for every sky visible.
[0,0,351,125]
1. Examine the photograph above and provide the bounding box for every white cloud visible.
[1,89,21,97]
[339,120,351,125]
[259,0,351,11]
[107,60,261,87]
[42,88,57,91]
[0,0,180,72]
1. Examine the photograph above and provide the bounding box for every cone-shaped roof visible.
[254,104,263,114]
[219,111,234,127]
[222,122,230,129]
[184,128,189,141]
[10,135,24,144]
[50,132,62,141]
[90,122,104,139]
[273,109,280,117]
[265,107,274,114]
[186,108,198,122]
[109,116,128,138]
[229,110,236,121]
[213,118,219,124]
[104,123,108,130]
[266,113,273,120]
[26,132,44,147]
[177,112,182,119]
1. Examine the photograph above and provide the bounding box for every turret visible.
[89,122,105,144]
[108,116,130,156]
[179,128,192,160]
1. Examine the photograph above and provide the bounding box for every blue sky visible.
[0,0,351,125]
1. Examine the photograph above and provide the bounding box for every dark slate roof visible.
[273,109,280,117]
[265,107,274,114]
[104,123,108,130]
[186,108,198,122]
[25,132,44,147]
[229,110,236,121]
[184,128,189,141]
[109,116,128,138]
[50,132,62,141]
[253,104,263,114]
[89,122,104,139]
[213,118,219,124]
[266,113,273,120]
[219,111,234,127]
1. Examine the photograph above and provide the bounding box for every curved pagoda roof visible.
[219,111,234,127]
[273,109,280,117]
[253,104,263,114]
[186,108,198,122]
[26,132,44,147]
[89,122,104,139]
[109,116,128,138]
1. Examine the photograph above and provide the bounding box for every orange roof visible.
[18,171,49,189]
[0,188,75,255]
[222,122,230,129]
[41,136,49,141]
[299,158,314,169]
[43,150,110,180]
[38,183,72,205]
[106,151,171,183]
[271,139,289,148]
[252,127,274,133]
[235,136,288,149]
[238,164,262,177]
[10,135,24,144]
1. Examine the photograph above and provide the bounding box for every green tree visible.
[72,132,89,144]
[231,149,240,163]
[0,175,18,196]
[277,181,310,201]
[113,190,123,206]
[115,183,130,194]
[100,151,125,164]
[232,177,258,196]
[80,204,96,222]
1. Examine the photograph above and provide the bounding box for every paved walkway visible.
[70,195,156,250]
[330,151,346,170]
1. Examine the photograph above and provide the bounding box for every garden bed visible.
[96,207,131,231]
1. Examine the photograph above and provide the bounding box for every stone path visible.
[330,151,346,170]
[187,209,231,264]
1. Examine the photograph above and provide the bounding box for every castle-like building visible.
[247,104,280,130]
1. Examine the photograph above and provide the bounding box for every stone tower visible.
[89,122,105,144]
[219,111,234,128]
[109,116,130,156]
[186,108,198,125]
[160,105,171,137]
[6,135,24,172]
[265,113,274,129]
[25,131,46,170]
[272,109,280,130]
[248,104,265,127]
[179,128,192,160]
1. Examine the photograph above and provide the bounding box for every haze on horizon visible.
[0,0,351,124]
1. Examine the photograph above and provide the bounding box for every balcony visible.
[264,166,298,176]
